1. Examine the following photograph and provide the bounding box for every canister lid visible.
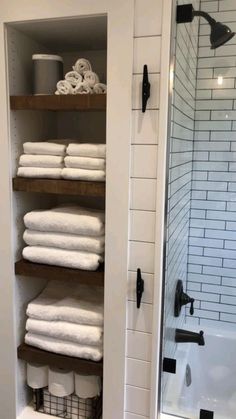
[32,54,63,62]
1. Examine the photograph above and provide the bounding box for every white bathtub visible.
[162,327,236,419]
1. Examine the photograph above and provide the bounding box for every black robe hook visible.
[142,64,150,113]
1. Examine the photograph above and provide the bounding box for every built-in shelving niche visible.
[7,15,107,417]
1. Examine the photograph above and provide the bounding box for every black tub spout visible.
[175,329,205,346]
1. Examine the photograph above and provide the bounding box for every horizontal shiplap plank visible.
[127,301,153,333]
[126,330,152,362]
[131,145,158,179]
[129,241,155,273]
[133,36,161,74]
[125,385,150,417]
[130,178,157,211]
[134,0,163,36]
[127,271,154,304]
[126,358,151,389]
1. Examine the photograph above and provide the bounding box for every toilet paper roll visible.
[49,367,74,397]
[27,363,48,389]
[75,374,101,398]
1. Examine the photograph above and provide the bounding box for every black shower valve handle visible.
[190,298,194,315]
[181,291,195,316]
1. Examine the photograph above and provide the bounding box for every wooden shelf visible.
[15,259,104,286]
[13,177,105,197]
[10,94,106,111]
[18,344,103,376]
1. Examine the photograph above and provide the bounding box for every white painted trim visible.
[150,1,174,418]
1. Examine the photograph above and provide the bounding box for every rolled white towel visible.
[25,333,103,361]
[17,167,62,179]
[93,83,107,94]
[83,71,99,87]
[23,142,67,156]
[72,58,92,75]
[65,156,105,170]
[23,246,103,271]
[67,143,106,158]
[56,80,74,95]
[65,70,83,86]
[62,168,105,182]
[24,229,105,254]
[73,81,93,95]
[24,205,105,236]
[19,154,64,168]
[26,318,103,346]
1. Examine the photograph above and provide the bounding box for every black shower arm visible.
[193,10,216,26]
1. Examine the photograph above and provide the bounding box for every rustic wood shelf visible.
[18,344,103,376]
[15,259,104,286]
[13,177,105,197]
[10,94,106,111]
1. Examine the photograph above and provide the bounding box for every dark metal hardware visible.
[142,65,150,113]
[176,4,194,23]
[174,279,195,317]
[175,329,205,346]
[200,409,214,419]
[163,357,176,374]
[136,268,144,308]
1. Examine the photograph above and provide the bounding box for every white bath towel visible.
[23,246,103,271]
[26,318,103,346]
[56,80,74,95]
[62,168,105,182]
[67,143,106,158]
[73,81,93,95]
[24,205,105,236]
[25,333,103,361]
[65,156,105,171]
[23,229,105,254]
[83,71,99,87]
[65,70,83,86]
[26,279,104,326]
[93,83,107,94]
[19,154,64,168]
[73,58,92,75]
[23,142,67,156]
[17,167,62,179]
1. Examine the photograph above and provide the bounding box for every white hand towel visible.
[93,83,107,94]
[23,246,103,271]
[25,333,103,361]
[26,318,103,346]
[65,70,83,86]
[62,168,105,182]
[23,142,66,156]
[65,156,105,171]
[26,279,104,326]
[75,374,102,398]
[24,205,105,236]
[73,81,93,95]
[19,154,64,168]
[24,229,105,254]
[67,143,106,158]
[83,71,99,87]
[56,80,74,95]
[73,58,92,75]
[17,167,62,179]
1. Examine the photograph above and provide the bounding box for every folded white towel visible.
[73,81,93,95]
[27,279,104,326]
[23,142,67,156]
[25,333,103,361]
[17,167,62,179]
[65,70,83,86]
[24,205,105,236]
[19,154,64,168]
[26,318,103,346]
[65,156,105,171]
[73,58,92,75]
[23,246,103,271]
[62,168,105,182]
[67,143,106,158]
[93,83,107,94]
[24,229,105,254]
[56,80,74,95]
[83,71,99,87]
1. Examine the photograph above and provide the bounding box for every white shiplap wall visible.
[125,1,163,418]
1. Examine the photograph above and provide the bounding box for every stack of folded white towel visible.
[23,204,105,271]
[17,141,67,179]
[25,279,104,361]
[55,58,107,95]
[62,143,106,181]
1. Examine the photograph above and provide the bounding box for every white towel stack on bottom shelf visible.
[22,204,105,271]
[62,143,106,181]
[25,279,104,361]
[17,141,67,179]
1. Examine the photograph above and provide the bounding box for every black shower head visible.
[176,4,235,49]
